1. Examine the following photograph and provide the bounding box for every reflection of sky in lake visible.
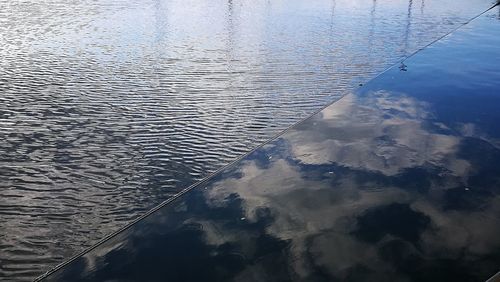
[3,0,498,280]
[40,6,500,282]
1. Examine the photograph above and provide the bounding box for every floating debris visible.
[399,62,408,71]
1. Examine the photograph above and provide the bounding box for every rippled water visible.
[0,0,495,280]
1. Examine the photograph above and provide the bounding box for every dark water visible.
[0,0,496,280]
[39,6,500,282]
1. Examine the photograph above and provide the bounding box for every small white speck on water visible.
[465,187,470,191]
[240,217,246,220]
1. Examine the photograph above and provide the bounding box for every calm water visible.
[0,0,495,280]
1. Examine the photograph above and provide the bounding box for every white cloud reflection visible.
[288,91,465,176]
[201,90,500,280]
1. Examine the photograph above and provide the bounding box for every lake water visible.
[37,7,500,281]
[0,0,495,280]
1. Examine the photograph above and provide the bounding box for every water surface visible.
[39,6,500,281]
[0,0,496,280]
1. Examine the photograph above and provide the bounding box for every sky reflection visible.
[38,5,500,282]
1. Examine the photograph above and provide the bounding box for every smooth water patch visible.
[0,0,496,280]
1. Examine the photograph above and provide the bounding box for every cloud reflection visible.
[199,89,500,281]
[58,76,500,282]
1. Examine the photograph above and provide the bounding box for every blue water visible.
[0,0,496,280]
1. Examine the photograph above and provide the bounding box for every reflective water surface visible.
[39,6,500,282]
[0,0,497,280]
